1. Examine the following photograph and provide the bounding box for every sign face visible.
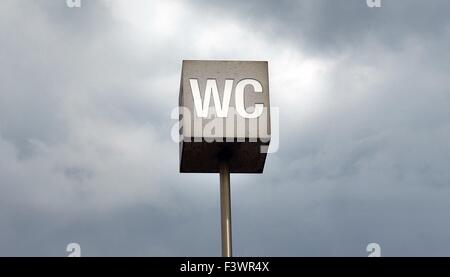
[179,60,271,173]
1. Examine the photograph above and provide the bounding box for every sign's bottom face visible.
[180,140,269,173]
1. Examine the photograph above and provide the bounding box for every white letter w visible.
[189,79,233,118]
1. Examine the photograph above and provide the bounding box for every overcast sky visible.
[1,0,450,256]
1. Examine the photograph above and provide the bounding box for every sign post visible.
[219,160,232,257]
[179,60,271,257]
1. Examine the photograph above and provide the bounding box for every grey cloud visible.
[192,0,450,54]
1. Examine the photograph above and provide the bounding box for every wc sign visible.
[189,78,264,119]
[179,60,271,173]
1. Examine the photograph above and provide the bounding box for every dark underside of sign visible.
[180,140,269,173]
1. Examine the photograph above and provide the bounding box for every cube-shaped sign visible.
[179,60,271,173]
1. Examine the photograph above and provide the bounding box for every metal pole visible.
[220,161,232,257]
